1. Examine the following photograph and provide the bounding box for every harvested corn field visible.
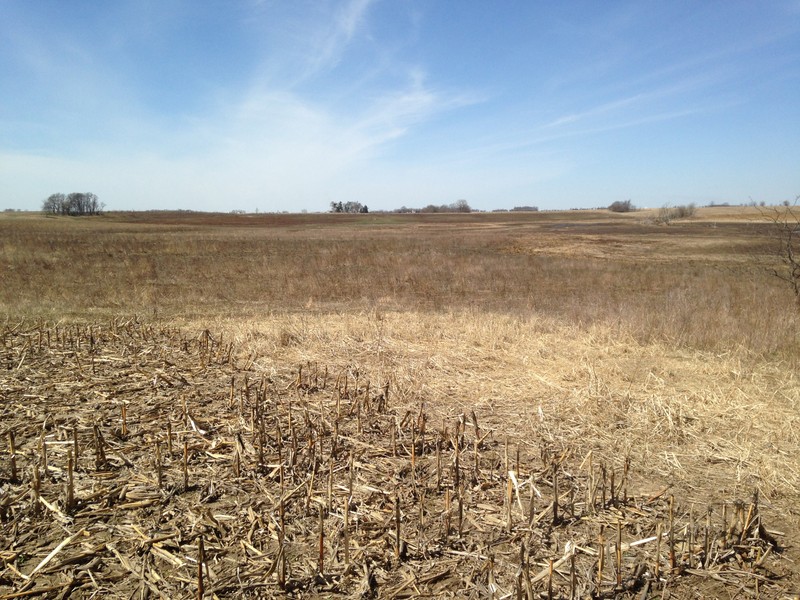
[0,319,797,599]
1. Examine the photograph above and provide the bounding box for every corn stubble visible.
[0,321,789,599]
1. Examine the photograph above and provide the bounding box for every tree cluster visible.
[42,192,104,216]
[330,201,369,214]
[608,199,635,213]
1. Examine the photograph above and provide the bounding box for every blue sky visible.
[1,1,799,212]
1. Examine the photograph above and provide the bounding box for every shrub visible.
[657,203,697,224]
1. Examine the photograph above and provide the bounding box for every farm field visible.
[1,208,800,598]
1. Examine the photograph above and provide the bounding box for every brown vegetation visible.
[1,208,799,598]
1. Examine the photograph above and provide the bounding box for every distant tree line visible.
[42,192,104,216]
[330,201,369,213]
[393,199,472,213]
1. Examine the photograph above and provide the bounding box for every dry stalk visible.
[72,426,79,468]
[458,484,464,539]
[66,448,75,513]
[570,549,576,600]
[234,436,241,478]
[654,521,663,581]
[601,464,607,509]
[552,463,559,525]
[278,464,286,589]
[318,504,325,575]
[506,476,513,533]
[615,520,622,589]
[411,421,417,490]
[394,490,402,560]
[93,424,106,471]
[8,430,17,483]
[121,403,128,438]
[40,430,48,475]
[504,436,509,477]
[436,437,442,490]
[584,452,593,515]
[155,440,163,489]
[474,436,480,482]
[669,495,676,573]
[443,489,451,543]
[688,504,695,568]
[453,425,461,490]
[32,462,41,516]
[183,439,189,491]
[344,490,351,567]
[597,526,605,591]
[704,507,711,569]
[327,457,333,511]
[197,535,205,600]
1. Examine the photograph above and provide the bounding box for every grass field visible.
[1,207,799,598]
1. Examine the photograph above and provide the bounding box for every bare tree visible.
[452,199,471,213]
[42,193,65,214]
[765,196,800,303]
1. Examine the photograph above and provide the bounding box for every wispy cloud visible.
[303,0,377,78]
[544,94,646,128]
[348,69,482,145]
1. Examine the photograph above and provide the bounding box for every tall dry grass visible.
[0,210,796,356]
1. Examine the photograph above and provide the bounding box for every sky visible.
[1,1,799,213]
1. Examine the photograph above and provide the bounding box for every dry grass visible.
[0,209,796,355]
[2,208,800,597]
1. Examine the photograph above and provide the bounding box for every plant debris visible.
[0,320,794,598]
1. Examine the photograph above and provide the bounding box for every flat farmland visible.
[1,208,799,598]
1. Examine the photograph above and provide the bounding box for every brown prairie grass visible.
[0,208,796,356]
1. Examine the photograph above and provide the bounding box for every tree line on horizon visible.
[330,199,475,214]
[42,192,104,216]
[392,199,472,213]
[330,201,370,213]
